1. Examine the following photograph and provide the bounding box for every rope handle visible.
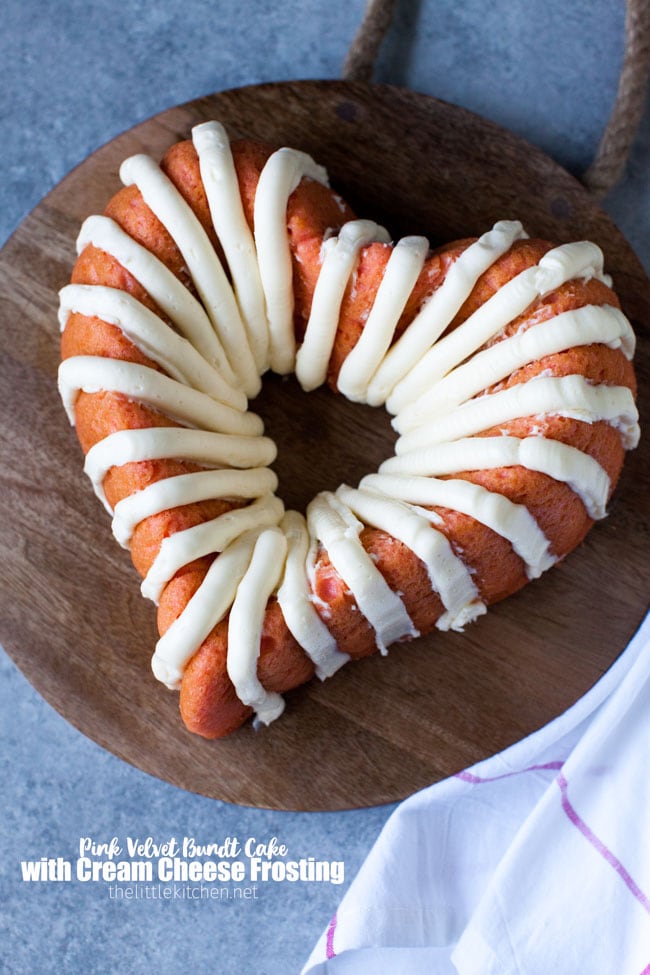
[342,0,650,199]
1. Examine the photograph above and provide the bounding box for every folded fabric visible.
[303,612,650,974]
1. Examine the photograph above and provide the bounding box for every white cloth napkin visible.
[303,612,650,974]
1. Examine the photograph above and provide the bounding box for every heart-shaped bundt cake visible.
[58,121,639,738]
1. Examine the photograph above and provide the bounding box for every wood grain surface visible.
[1,81,648,811]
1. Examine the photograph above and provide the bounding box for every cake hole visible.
[251,372,397,513]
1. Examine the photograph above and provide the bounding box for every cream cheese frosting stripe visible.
[360,473,556,580]
[306,491,417,654]
[336,235,429,403]
[192,121,270,374]
[395,304,635,433]
[112,467,278,547]
[380,436,611,521]
[142,493,285,603]
[365,219,528,406]
[58,283,246,412]
[75,214,239,378]
[119,153,259,396]
[57,356,263,438]
[295,220,391,391]
[336,485,485,631]
[394,374,640,454]
[386,240,615,414]
[83,427,277,512]
[227,526,288,726]
[253,146,330,375]
[151,527,264,690]
[277,511,349,680]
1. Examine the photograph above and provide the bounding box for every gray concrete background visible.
[1,1,648,972]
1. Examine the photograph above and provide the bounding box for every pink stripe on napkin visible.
[455,761,563,784]
[325,913,338,959]
[557,771,650,914]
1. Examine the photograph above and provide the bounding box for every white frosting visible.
[336,235,428,403]
[151,528,263,690]
[361,473,555,580]
[59,120,639,729]
[253,147,329,374]
[57,355,262,438]
[142,493,285,604]
[277,511,349,679]
[394,374,640,453]
[119,153,259,396]
[192,122,270,373]
[396,304,635,432]
[112,467,278,547]
[75,214,239,376]
[366,220,527,406]
[295,220,391,391]
[380,436,611,520]
[59,283,246,412]
[387,240,617,415]
[226,527,287,725]
[306,492,417,654]
[336,485,484,630]
[534,240,612,290]
[83,427,276,512]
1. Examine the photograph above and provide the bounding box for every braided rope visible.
[342,0,397,83]
[583,0,650,197]
[343,0,650,198]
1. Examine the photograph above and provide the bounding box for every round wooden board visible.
[1,81,648,811]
